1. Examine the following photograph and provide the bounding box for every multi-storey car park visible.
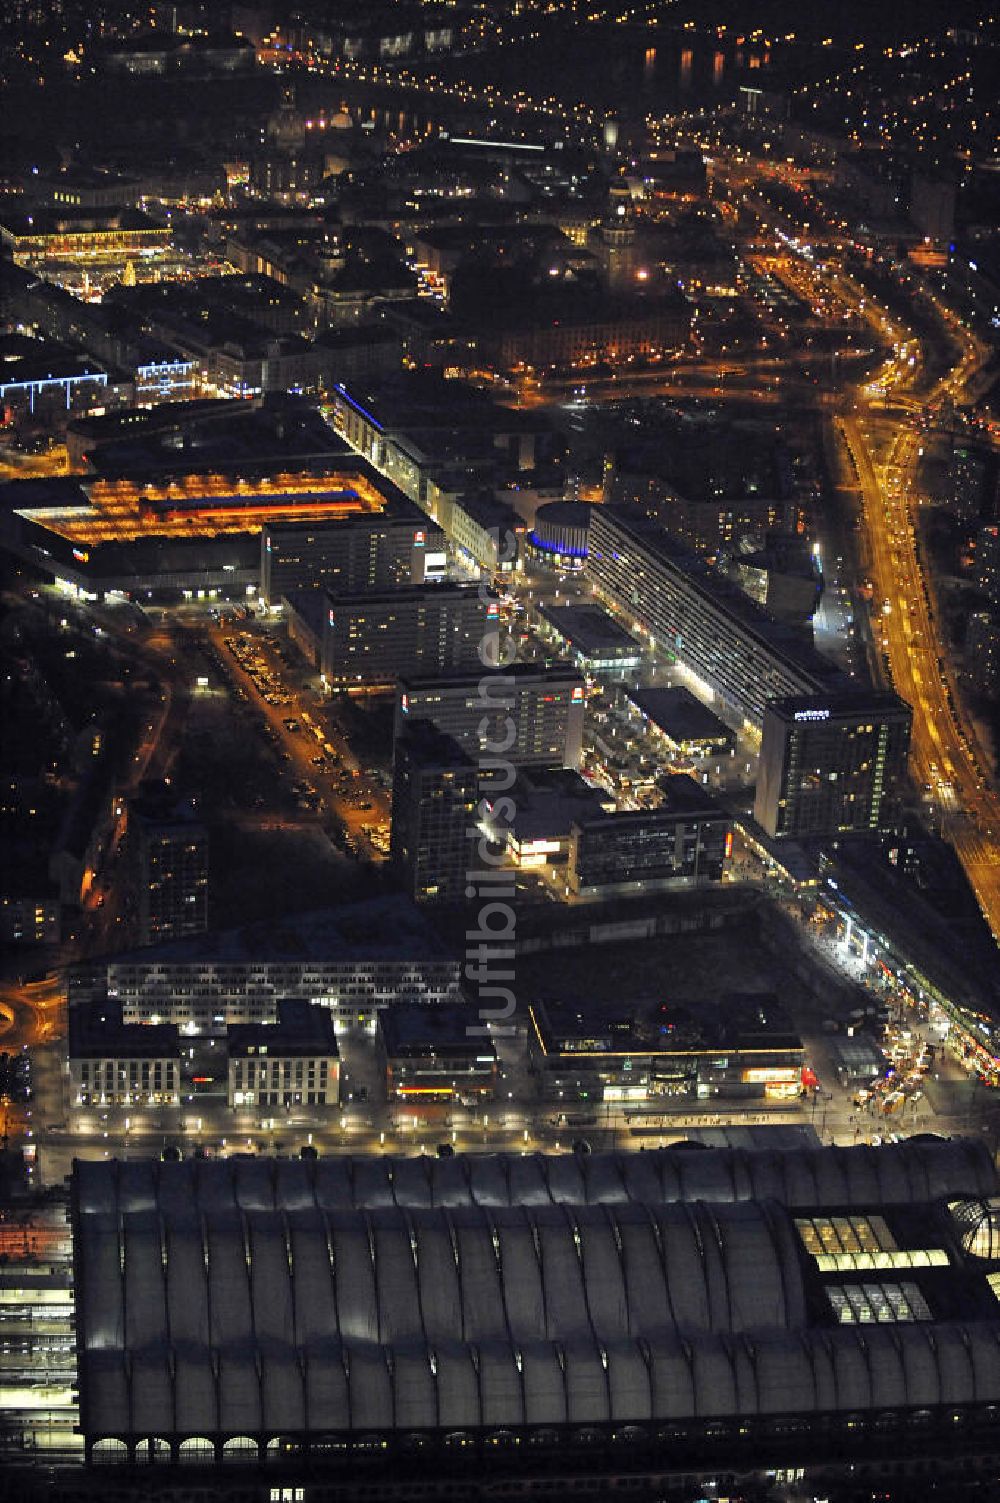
[586,505,845,732]
[0,459,413,602]
[35,1137,1000,1503]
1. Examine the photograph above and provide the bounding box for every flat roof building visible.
[755,689,913,840]
[622,683,736,758]
[395,662,586,770]
[261,496,441,603]
[529,991,803,1105]
[378,1000,497,1101]
[227,999,339,1110]
[0,457,409,602]
[68,1002,181,1108]
[568,774,730,897]
[532,600,643,676]
[587,506,845,727]
[484,766,608,869]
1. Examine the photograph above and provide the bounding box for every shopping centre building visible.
[0,457,413,602]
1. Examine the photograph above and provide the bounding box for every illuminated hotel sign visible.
[793,709,830,722]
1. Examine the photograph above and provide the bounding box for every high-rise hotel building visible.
[755,691,912,840]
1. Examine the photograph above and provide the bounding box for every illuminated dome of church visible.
[267,85,306,153]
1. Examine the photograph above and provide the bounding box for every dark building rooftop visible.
[68,1002,180,1060]
[227,999,339,1060]
[129,781,203,832]
[535,601,642,657]
[532,989,801,1056]
[100,893,455,967]
[378,1001,493,1055]
[625,684,733,747]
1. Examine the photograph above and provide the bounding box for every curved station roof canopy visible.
[71,1142,1000,1463]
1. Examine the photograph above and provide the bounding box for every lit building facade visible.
[528,994,803,1105]
[378,1002,497,1101]
[568,776,730,897]
[68,1005,181,1108]
[227,1001,339,1109]
[0,209,172,265]
[966,613,1000,698]
[87,897,461,1033]
[587,506,838,728]
[976,524,1000,603]
[322,585,495,685]
[754,691,912,841]
[0,893,60,946]
[126,789,208,946]
[395,663,585,770]
[532,600,643,678]
[391,721,478,904]
[261,501,438,603]
[526,500,591,572]
[0,460,402,603]
[0,1198,78,1460]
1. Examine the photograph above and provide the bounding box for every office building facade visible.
[391,721,478,904]
[261,502,440,603]
[227,1001,339,1109]
[105,953,460,1032]
[529,994,803,1105]
[587,506,838,727]
[322,585,496,685]
[68,1005,182,1108]
[754,691,913,840]
[568,776,730,897]
[395,663,585,770]
[378,1002,497,1101]
[126,788,208,945]
[80,898,462,1033]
